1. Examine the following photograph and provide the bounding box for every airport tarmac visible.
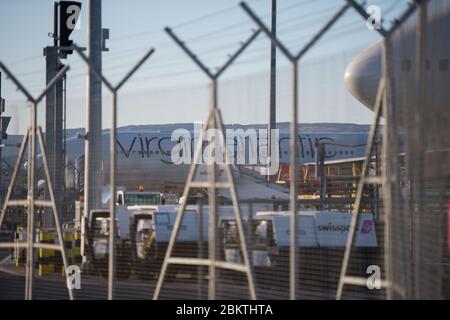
[0,254,383,300]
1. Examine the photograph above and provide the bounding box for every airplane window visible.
[150,150,153,155]
[156,151,159,154]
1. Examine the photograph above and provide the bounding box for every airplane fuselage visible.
[63,130,369,190]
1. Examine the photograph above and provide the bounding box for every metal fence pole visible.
[334,0,419,299]
[26,102,37,300]
[289,61,298,300]
[412,0,428,299]
[29,101,37,299]
[153,26,260,300]
[268,0,277,183]
[208,79,218,299]
[24,124,32,300]
[0,62,72,300]
[73,44,155,300]
[197,199,204,299]
[108,91,117,299]
[240,1,349,300]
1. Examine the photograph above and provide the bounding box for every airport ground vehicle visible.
[84,189,165,278]
[85,202,274,279]
[86,205,218,279]
[84,201,380,285]
[129,204,270,279]
[251,211,379,289]
[130,206,206,279]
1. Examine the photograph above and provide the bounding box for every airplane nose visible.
[344,42,382,111]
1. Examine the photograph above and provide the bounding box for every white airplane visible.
[23,3,450,195]
[344,1,450,177]
[0,128,369,193]
[344,1,450,299]
[63,129,369,191]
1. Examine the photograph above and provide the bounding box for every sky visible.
[0,0,409,134]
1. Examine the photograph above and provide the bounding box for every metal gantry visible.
[84,0,104,237]
[43,46,64,229]
[0,62,74,300]
[73,44,155,300]
[240,1,350,300]
[153,26,261,300]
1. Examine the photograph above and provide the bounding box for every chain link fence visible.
[0,0,449,300]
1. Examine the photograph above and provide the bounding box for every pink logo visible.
[360,220,373,234]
